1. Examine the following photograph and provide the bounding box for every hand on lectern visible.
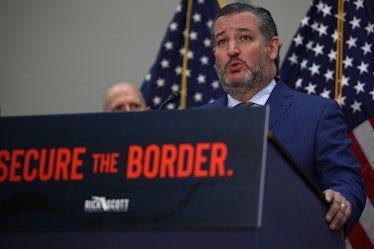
[324,189,352,231]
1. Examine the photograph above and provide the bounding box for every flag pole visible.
[335,0,344,107]
[180,0,225,109]
[217,0,225,8]
[180,0,193,109]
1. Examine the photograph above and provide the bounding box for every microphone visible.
[158,92,181,110]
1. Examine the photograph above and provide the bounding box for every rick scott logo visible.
[84,196,130,212]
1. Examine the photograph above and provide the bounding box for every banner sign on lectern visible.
[0,108,268,232]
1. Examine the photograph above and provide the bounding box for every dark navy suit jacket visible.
[198,79,367,233]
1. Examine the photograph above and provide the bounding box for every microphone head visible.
[158,92,181,110]
[168,92,181,103]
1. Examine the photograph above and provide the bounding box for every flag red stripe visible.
[348,222,374,249]
[349,132,374,203]
[348,117,374,247]
[370,116,374,128]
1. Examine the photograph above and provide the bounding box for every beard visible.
[215,54,273,96]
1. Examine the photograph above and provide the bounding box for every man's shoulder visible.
[276,80,335,105]
[195,95,227,109]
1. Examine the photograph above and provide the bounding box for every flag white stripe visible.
[346,239,353,249]
[358,197,374,246]
[352,118,374,247]
[353,120,374,170]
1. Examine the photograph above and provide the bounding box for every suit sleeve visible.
[315,100,367,233]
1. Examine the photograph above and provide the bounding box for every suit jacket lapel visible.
[213,95,227,108]
[202,81,293,130]
[266,80,293,129]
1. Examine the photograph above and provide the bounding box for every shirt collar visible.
[227,79,277,108]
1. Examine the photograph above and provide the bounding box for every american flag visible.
[140,0,225,110]
[280,0,374,248]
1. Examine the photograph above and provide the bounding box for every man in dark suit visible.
[198,3,367,234]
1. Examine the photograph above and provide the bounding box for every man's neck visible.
[227,77,277,108]
[231,79,274,103]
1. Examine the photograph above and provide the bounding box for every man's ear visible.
[269,36,280,60]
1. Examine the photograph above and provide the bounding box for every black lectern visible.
[0,108,344,248]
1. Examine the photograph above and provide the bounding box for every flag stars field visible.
[141,0,223,110]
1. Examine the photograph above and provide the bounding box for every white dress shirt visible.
[227,79,276,108]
